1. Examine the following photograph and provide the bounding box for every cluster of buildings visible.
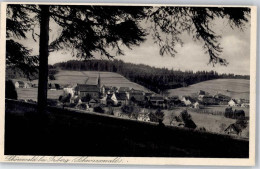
[179,90,250,109]
[62,75,172,109]
[14,81,35,88]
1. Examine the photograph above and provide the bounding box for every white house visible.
[15,81,25,88]
[63,84,77,97]
[228,99,238,107]
[107,93,118,105]
[181,96,191,106]
[193,101,201,109]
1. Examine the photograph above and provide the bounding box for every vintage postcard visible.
[0,2,257,166]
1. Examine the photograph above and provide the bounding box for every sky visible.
[13,7,251,75]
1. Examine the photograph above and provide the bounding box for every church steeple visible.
[97,72,101,88]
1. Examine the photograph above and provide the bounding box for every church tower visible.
[97,73,101,88]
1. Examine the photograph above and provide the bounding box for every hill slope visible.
[168,79,249,100]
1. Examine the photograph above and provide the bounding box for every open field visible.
[16,88,63,101]
[163,107,249,138]
[167,79,250,100]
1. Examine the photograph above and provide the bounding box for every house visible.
[193,101,201,109]
[15,81,25,88]
[89,99,98,107]
[198,90,206,98]
[181,96,196,106]
[63,84,77,97]
[224,123,242,135]
[118,87,130,93]
[214,93,231,105]
[24,82,33,88]
[115,92,129,105]
[48,83,56,90]
[149,95,165,107]
[130,89,145,104]
[241,103,250,108]
[106,93,118,106]
[228,99,238,107]
[200,95,216,105]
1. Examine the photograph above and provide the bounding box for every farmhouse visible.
[63,84,77,97]
[106,93,118,106]
[214,93,231,105]
[15,81,25,88]
[193,101,201,109]
[24,82,33,88]
[118,87,131,93]
[224,123,242,135]
[181,96,196,106]
[228,99,238,107]
[115,92,129,105]
[130,89,145,104]
[149,95,164,107]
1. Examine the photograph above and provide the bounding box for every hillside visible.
[168,79,250,100]
[53,60,250,93]
[15,70,151,101]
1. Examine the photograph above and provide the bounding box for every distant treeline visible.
[53,60,250,93]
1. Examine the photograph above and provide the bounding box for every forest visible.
[53,59,250,93]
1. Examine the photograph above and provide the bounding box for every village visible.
[13,74,250,138]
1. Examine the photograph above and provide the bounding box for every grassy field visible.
[163,107,249,138]
[167,79,250,100]
[14,70,150,101]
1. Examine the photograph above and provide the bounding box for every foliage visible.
[180,110,197,129]
[94,106,104,113]
[149,109,165,123]
[5,80,18,100]
[81,94,92,103]
[6,5,39,79]
[146,7,250,65]
[49,74,55,80]
[235,119,248,129]
[59,93,71,103]
[219,123,227,133]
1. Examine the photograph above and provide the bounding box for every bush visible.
[63,103,76,108]
[180,110,197,129]
[59,93,71,103]
[5,80,17,100]
[49,74,55,80]
[94,106,104,113]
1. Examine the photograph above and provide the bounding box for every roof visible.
[229,99,237,104]
[116,93,128,100]
[64,84,77,88]
[198,90,206,95]
[16,81,25,85]
[76,84,99,92]
[225,123,242,133]
[150,96,164,101]
[119,87,130,92]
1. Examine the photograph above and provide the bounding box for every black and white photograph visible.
[0,2,257,166]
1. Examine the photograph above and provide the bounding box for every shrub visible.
[59,93,71,103]
[94,106,104,113]
[5,80,17,100]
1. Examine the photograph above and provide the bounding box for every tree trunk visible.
[37,5,50,114]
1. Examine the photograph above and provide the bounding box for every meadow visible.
[167,79,250,100]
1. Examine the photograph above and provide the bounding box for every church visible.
[74,74,101,99]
